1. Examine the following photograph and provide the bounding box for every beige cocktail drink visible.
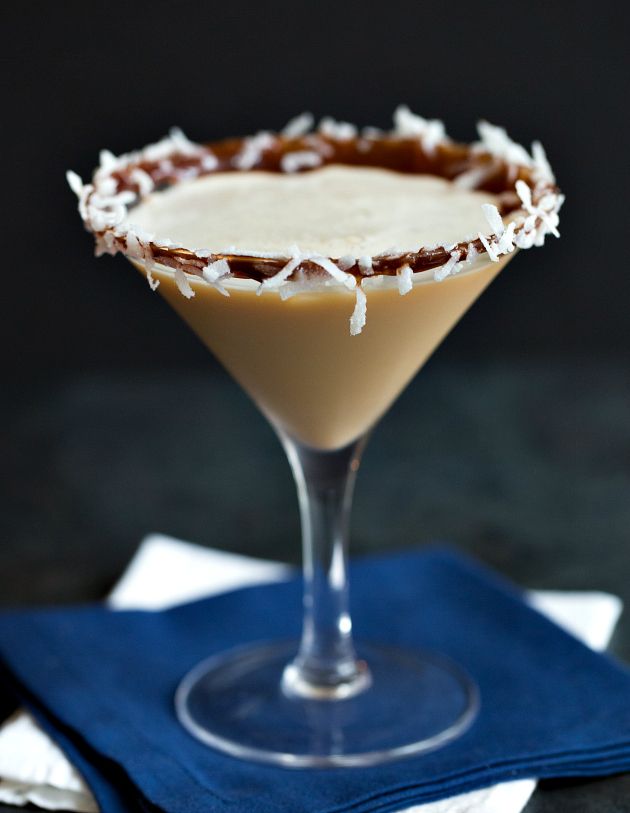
[68,111,562,767]
[128,167,511,449]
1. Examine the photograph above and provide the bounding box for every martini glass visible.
[149,251,511,768]
[69,116,561,768]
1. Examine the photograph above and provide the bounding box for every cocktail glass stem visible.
[279,432,371,700]
[175,427,479,765]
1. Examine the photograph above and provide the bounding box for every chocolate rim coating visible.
[80,131,562,282]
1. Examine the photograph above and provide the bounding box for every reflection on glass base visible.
[175,641,479,768]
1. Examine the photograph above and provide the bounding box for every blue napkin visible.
[1,546,630,813]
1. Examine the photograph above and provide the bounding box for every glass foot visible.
[175,641,479,768]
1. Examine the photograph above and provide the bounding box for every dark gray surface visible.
[2,359,630,811]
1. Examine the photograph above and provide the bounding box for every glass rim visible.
[67,108,563,290]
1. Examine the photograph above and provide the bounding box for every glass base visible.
[175,641,479,768]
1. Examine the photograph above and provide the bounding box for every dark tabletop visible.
[2,358,630,812]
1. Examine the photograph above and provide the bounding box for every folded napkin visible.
[0,540,628,813]
[5,538,620,813]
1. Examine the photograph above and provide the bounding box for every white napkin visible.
[0,534,623,813]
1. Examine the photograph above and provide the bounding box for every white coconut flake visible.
[282,112,314,139]
[393,105,448,154]
[337,255,355,271]
[98,150,118,172]
[524,214,538,232]
[305,134,334,157]
[174,268,195,298]
[144,138,175,163]
[534,226,547,247]
[350,285,367,336]
[257,252,301,294]
[66,170,84,197]
[125,230,143,260]
[128,244,160,291]
[478,233,500,263]
[95,189,136,207]
[466,242,479,264]
[514,181,561,240]
[434,251,462,282]
[311,256,356,289]
[475,121,532,166]
[482,203,505,237]
[515,179,533,211]
[127,224,155,244]
[146,272,160,291]
[453,166,488,190]
[95,176,118,197]
[130,167,154,196]
[496,221,517,254]
[280,150,322,173]
[201,152,219,171]
[201,258,230,296]
[233,131,275,171]
[318,117,358,140]
[515,229,536,249]
[358,255,373,275]
[89,206,121,231]
[95,230,118,257]
[397,264,413,295]
[532,140,555,183]
[169,127,205,157]
[203,257,230,281]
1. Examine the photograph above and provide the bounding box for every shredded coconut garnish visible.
[478,203,518,260]
[233,131,275,170]
[393,105,448,154]
[202,258,231,297]
[305,134,334,157]
[475,121,532,167]
[280,150,322,173]
[66,170,84,197]
[167,127,206,158]
[434,251,463,282]
[257,250,302,294]
[311,256,357,289]
[358,255,374,275]
[68,108,563,338]
[350,285,367,336]
[337,255,356,271]
[130,168,154,197]
[319,117,358,141]
[282,113,314,139]
[515,179,533,210]
[532,141,555,184]
[174,268,195,298]
[453,166,489,190]
[482,203,505,237]
[397,264,413,295]
[478,232,500,263]
[466,242,479,265]
[144,264,160,291]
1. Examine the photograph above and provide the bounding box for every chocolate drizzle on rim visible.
[67,108,563,333]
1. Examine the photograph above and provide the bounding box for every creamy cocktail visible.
[128,168,510,449]
[68,109,562,767]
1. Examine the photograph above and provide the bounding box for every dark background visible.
[3,0,629,372]
[3,3,630,811]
